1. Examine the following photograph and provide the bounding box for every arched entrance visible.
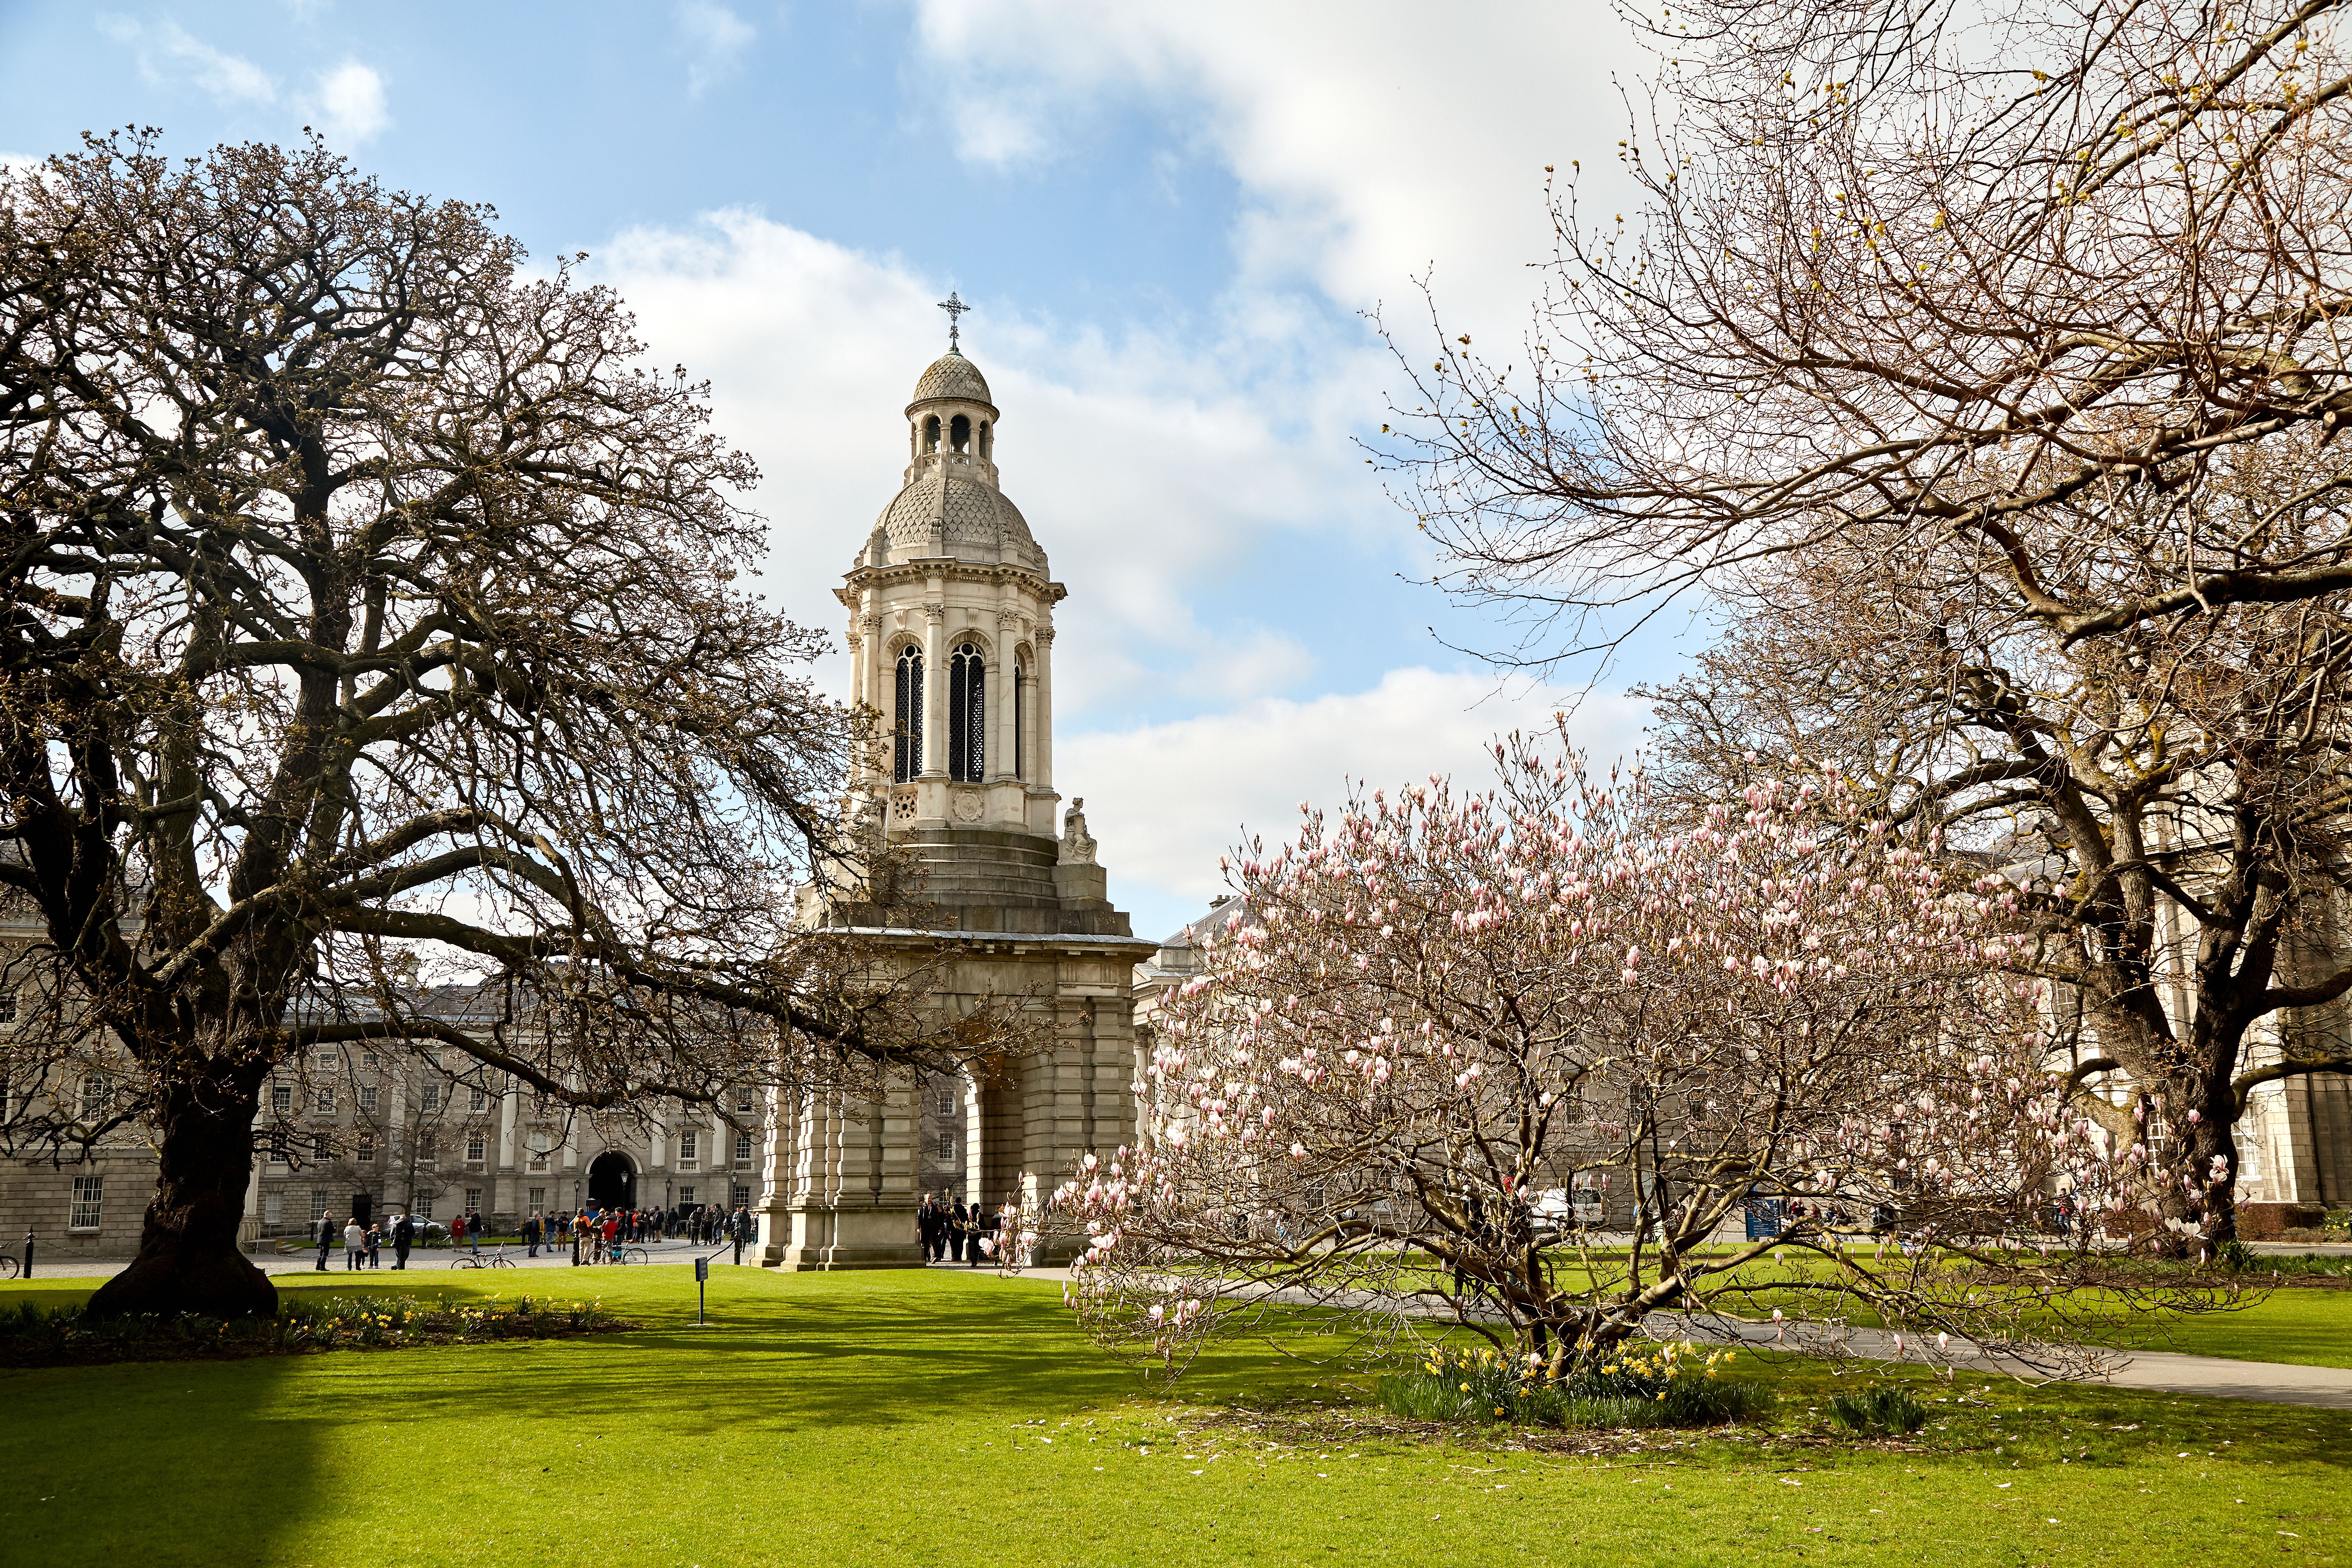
[587,1150,636,1210]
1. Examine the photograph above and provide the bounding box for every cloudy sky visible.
[0,1,1687,941]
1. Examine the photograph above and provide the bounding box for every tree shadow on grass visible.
[0,1326,314,1568]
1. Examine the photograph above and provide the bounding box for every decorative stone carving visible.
[1060,797,1097,864]
[951,787,984,824]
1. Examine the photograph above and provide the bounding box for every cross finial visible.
[937,289,971,350]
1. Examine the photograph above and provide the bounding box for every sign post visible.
[694,1253,709,1326]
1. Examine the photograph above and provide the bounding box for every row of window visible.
[893,643,1026,785]
[267,1131,760,1169]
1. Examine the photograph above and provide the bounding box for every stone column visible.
[920,599,946,778]
[772,1080,923,1270]
[496,1079,519,1168]
[755,1083,799,1265]
[994,608,1020,781]
[1035,624,1056,793]
[859,611,884,783]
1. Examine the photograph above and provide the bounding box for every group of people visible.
[311,1211,423,1271]
[305,1201,759,1269]
[916,1191,1003,1266]
[507,1203,756,1261]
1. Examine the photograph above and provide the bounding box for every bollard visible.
[21,1229,31,1279]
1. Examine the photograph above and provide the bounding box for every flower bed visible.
[1374,1340,1775,1429]
[0,1293,629,1368]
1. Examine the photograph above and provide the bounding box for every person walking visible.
[468,1208,484,1253]
[523,1212,542,1258]
[314,1211,335,1272]
[949,1198,970,1265]
[342,1216,365,1271]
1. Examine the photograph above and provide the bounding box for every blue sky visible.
[0,0,1684,941]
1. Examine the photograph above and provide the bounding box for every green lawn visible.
[0,1266,2343,1567]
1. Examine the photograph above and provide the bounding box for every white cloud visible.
[310,60,390,145]
[98,16,276,103]
[1062,669,1650,938]
[904,0,1651,338]
[675,1,757,96]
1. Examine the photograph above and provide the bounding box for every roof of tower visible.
[862,471,1047,574]
[909,349,994,409]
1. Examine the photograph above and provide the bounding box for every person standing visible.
[949,1198,970,1265]
[392,1212,415,1270]
[342,1216,365,1271]
[365,1221,383,1270]
[450,1212,466,1254]
[468,1207,484,1253]
[522,1212,542,1258]
[314,1211,335,1272]
[601,1208,619,1261]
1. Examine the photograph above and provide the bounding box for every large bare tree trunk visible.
[86,1067,274,1319]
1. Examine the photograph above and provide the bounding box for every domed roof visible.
[861,471,1046,573]
[909,350,993,409]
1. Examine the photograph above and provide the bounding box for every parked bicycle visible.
[0,1253,18,1279]
[601,1244,651,1266]
[450,1247,517,1270]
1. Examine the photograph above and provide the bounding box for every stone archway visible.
[587,1150,636,1210]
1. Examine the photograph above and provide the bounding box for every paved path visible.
[18,1236,749,1281]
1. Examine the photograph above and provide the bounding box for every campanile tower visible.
[757,315,1150,1269]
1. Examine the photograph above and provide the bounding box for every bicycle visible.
[450,1247,517,1269]
[603,1244,650,1265]
[0,1253,17,1279]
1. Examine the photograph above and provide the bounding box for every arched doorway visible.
[587,1150,636,1210]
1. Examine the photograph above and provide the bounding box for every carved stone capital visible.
[922,602,945,625]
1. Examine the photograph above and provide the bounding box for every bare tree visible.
[1380,0,2352,1247]
[1055,730,2215,1379]
[0,134,994,1317]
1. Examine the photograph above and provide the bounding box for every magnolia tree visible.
[1052,729,2220,1377]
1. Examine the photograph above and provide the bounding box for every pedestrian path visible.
[19,1237,748,1280]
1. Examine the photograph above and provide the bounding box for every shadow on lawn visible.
[0,1323,315,1566]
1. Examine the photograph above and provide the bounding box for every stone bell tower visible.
[755,304,1153,1270]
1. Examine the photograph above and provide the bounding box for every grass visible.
[0,1266,2342,1567]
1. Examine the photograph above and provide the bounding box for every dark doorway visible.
[350,1192,373,1226]
[587,1151,636,1210]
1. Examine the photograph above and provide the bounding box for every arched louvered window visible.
[1012,661,1026,780]
[948,642,985,783]
[950,413,971,453]
[978,420,992,459]
[894,646,924,782]
[922,415,941,453]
